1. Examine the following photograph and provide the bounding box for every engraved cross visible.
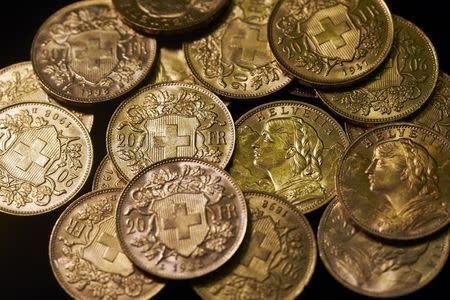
[231,26,267,62]
[241,231,271,266]
[154,124,190,157]
[14,138,50,171]
[76,38,113,69]
[314,17,351,49]
[98,231,121,263]
[162,203,202,240]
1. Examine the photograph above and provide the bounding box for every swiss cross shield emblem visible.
[146,115,199,162]
[0,126,60,186]
[154,193,209,257]
[304,4,360,61]
[234,216,280,281]
[83,217,134,277]
[68,30,120,84]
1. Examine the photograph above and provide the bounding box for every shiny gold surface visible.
[49,188,165,299]
[269,0,394,87]
[317,16,439,123]
[0,62,94,131]
[92,155,127,191]
[319,199,449,297]
[230,101,349,213]
[107,82,235,181]
[0,102,92,215]
[184,0,292,99]
[116,158,248,279]
[338,123,450,240]
[112,0,230,35]
[31,0,157,105]
[194,191,316,300]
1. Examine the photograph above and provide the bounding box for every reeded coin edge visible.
[30,0,157,105]
[0,102,93,216]
[336,123,450,240]
[107,82,236,181]
[318,198,450,298]
[234,100,349,213]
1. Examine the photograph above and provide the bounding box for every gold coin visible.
[92,155,128,191]
[0,102,92,215]
[229,101,349,213]
[318,199,449,297]
[269,0,394,87]
[317,16,439,123]
[107,82,235,181]
[287,80,318,99]
[50,188,165,299]
[0,62,94,131]
[344,121,374,142]
[116,158,248,279]
[31,0,157,105]
[112,0,230,36]
[338,123,450,240]
[194,191,316,300]
[184,0,292,99]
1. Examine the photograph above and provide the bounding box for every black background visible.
[0,0,448,299]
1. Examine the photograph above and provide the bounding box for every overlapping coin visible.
[337,123,450,240]
[230,101,349,213]
[49,188,165,299]
[107,82,235,181]
[194,192,316,300]
[92,155,127,191]
[0,102,92,215]
[116,158,248,279]
[31,0,157,105]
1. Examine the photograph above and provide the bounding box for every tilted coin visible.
[0,102,92,215]
[318,199,449,297]
[184,0,292,99]
[337,123,450,240]
[317,16,439,123]
[32,0,157,105]
[287,80,318,99]
[112,0,230,36]
[0,62,94,131]
[107,82,235,181]
[116,158,248,279]
[269,0,394,87]
[50,188,165,299]
[194,192,316,300]
[92,155,128,191]
[229,101,349,213]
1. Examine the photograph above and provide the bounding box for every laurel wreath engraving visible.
[0,69,40,105]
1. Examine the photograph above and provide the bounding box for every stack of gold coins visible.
[0,0,447,298]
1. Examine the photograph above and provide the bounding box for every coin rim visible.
[268,0,394,87]
[92,155,128,191]
[336,122,450,240]
[107,81,236,181]
[194,190,317,300]
[0,102,93,216]
[30,0,157,105]
[234,100,349,213]
[318,198,450,298]
[316,15,439,123]
[115,157,248,279]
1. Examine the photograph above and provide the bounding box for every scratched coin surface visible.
[107,82,235,181]
[318,199,449,297]
[338,123,450,240]
[50,189,165,299]
[112,0,230,35]
[184,0,292,99]
[92,155,127,191]
[194,192,316,300]
[0,102,92,215]
[317,16,439,123]
[0,62,94,131]
[269,0,394,87]
[31,0,157,105]
[230,101,349,213]
[116,158,248,279]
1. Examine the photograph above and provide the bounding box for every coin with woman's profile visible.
[318,199,449,298]
[229,101,349,213]
[337,123,450,240]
